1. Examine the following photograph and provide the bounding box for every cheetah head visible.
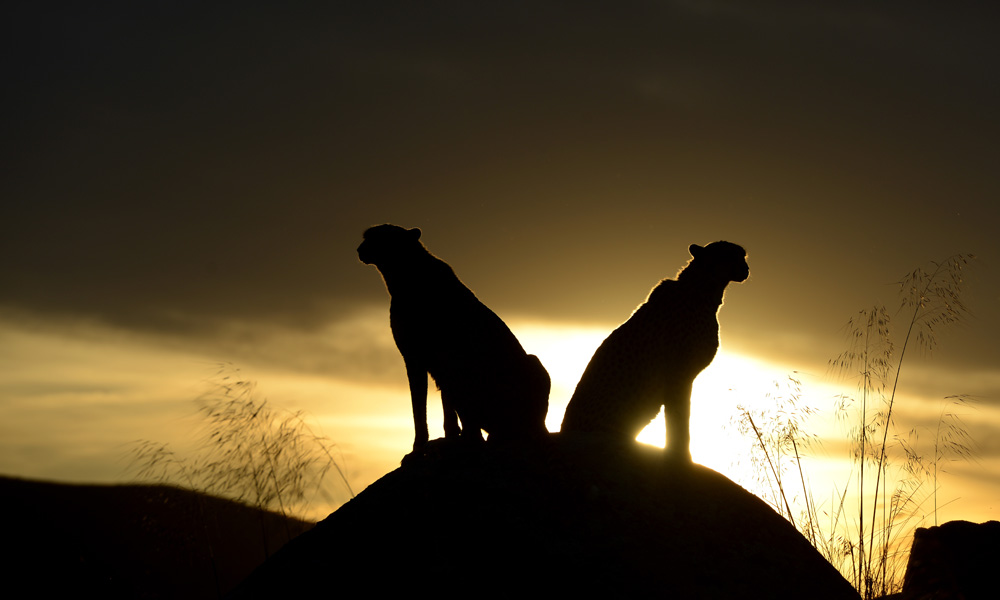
[689,241,749,283]
[357,224,423,268]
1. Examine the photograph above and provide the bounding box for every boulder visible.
[901,519,1000,600]
[231,434,859,598]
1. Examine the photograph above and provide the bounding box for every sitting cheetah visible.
[358,224,550,461]
[560,241,749,461]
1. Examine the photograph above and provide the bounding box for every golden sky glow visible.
[2,2,998,534]
[1,313,995,527]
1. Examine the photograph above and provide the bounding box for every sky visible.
[2,2,998,525]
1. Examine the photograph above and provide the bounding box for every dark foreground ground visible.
[9,438,993,599]
[0,476,311,599]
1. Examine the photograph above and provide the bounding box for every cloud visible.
[4,2,998,345]
[0,320,213,481]
[4,0,999,457]
[0,314,410,500]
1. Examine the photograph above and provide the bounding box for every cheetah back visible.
[561,281,721,438]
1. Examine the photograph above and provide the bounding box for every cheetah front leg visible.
[663,381,693,463]
[402,359,429,464]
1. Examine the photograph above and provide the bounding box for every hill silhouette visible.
[0,476,312,599]
[232,434,860,598]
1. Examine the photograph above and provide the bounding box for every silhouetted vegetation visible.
[735,254,978,599]
[129,365,354,527]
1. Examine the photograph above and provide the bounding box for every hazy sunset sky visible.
[2,2,998,522]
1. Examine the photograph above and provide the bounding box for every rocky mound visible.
[232,434,859,598]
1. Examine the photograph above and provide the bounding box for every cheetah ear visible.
[408,228,422,240]
[689,244,704,258]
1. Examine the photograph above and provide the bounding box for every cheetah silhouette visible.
[560,241,749,462]
[358,224,550,461]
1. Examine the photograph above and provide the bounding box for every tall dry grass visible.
[129,365,354,542]
[735,254,978,599]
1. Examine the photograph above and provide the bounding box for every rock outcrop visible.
[231,435,859,599]
[901,519,1000,600]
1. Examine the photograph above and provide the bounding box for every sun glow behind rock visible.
[510,322,608,432]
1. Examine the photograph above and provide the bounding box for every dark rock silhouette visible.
[900,519,1000,600]
[562,241,749,461]
[230,436,859,599]
[358,224,550,462]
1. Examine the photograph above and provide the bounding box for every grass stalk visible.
[128,365,355,545]
[746,412,796,528]
[738,254,976,599]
